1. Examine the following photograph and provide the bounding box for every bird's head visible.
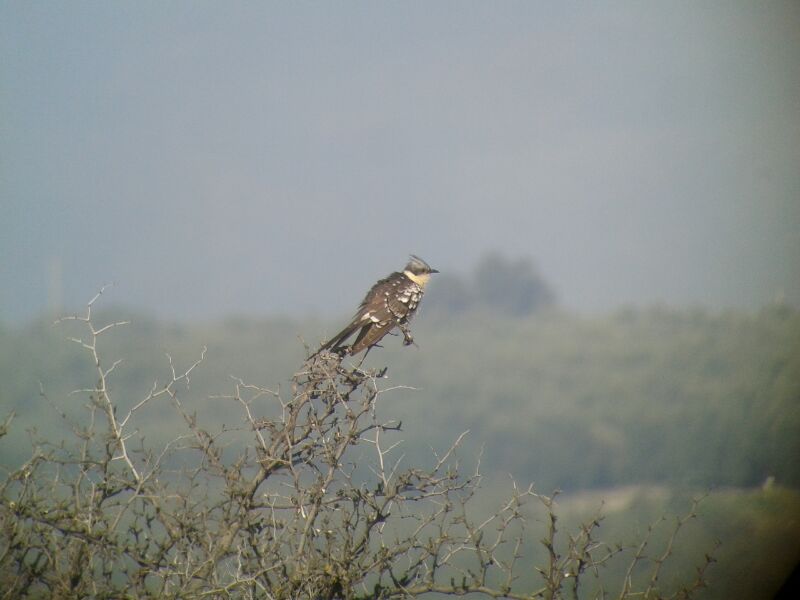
[403,255,439,287]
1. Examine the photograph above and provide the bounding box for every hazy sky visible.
[2,2,799,322]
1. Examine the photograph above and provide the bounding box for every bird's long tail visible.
[308,320,361,359]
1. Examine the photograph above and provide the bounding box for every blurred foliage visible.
[1,303,798,493]
[384,303,800,493]
[1,301,798,598]
[555,484,800,600]
[425,252,556,316]
[458,480,800,600]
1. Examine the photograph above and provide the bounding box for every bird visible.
[311,255,439,358]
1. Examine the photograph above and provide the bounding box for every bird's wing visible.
[309,279,391,356]
[348,274,418,354]
[359,273,415,321]
[348,319,392,355]
[311,272,418,357]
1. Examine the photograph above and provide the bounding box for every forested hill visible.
[1,304,798,493]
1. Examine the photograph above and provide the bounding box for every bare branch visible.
[0,292,715,600]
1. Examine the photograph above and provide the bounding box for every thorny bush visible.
[0,290,714,599]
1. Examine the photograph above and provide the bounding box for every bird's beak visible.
[430,268,440,274]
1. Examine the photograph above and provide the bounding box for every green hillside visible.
[1,304,799,598]
[2,304,798,493]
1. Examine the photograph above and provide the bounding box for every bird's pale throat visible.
[403,270,431,287]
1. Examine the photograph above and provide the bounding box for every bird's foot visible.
[398,323,416,347]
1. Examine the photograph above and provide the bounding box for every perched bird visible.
[312,255,438,357]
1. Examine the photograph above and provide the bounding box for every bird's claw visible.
[398,323,416,347]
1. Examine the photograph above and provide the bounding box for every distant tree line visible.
[426,252,556,316]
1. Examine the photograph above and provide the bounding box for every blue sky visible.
[2,2,798,321]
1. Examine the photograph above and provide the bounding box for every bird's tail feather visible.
[308,320,361,359]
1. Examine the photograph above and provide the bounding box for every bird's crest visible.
[405,255,439,275]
